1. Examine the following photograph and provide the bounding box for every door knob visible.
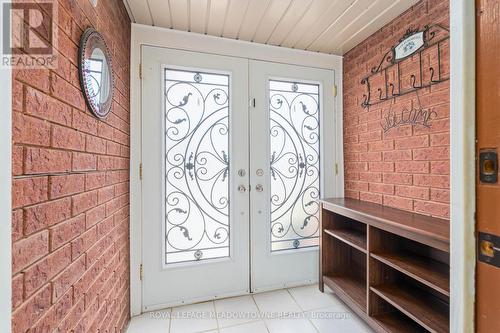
[255,184,264,192]
[238,185,247,193]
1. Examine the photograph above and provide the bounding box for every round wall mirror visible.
[78,28,113,119]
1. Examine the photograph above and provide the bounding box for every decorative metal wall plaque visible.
[380,91,437,133]
[360,24,449,110]
[78,28,114,119]
[394,31,425,60]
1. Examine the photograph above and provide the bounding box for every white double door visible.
[141,46,336,311]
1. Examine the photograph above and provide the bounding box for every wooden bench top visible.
[319,197,450,252]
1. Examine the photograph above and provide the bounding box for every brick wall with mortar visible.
[11,0,131,332]
[343,0,450,219]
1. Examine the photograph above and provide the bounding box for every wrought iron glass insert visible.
[269,80,320,252]
[164,68,230,265]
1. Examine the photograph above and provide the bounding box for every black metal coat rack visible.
[361,24,450,109]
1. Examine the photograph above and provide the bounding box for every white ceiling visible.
[123,0,419,55]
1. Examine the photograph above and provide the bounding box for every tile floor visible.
[127,284,374,333]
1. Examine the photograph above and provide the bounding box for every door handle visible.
[238,185,247,193]
[255,184,264,192]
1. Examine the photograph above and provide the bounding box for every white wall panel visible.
[206,0,229,36]
[170,0,189,31]
[252,0,292,44]
[147,0,172,28]
[190,0,209,33]
[222,0,250,39]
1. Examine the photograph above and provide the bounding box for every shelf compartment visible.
[369,291,428,333]
[324,274,367,312]
[322,237,367,312]
[371,284,449,333]
[371,251,449,296]
[371,312,428,333]
[324,228,367,253]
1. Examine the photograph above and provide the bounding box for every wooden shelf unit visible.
[319,198,450,333]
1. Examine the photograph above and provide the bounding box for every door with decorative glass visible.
[141,46,250,311]
[141,47,336,310]
[249,60,336,292]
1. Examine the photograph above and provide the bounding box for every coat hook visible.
[377,88,386,101]
[389,83,400,97]
[410,74,421,89]
[429,67,440,83]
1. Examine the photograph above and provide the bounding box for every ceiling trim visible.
[122,0,135,22]
[132,23,342,70]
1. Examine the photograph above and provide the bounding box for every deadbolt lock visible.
[481,240,494,257]
[478,232,500,268]
[479,149,498,184]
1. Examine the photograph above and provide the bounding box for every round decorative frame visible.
[78,28,114,119]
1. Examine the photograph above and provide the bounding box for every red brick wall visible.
[11,0,131,332]
[343,0,450,218]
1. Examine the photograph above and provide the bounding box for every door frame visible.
[449,1,476,332]
[130,25,343,316]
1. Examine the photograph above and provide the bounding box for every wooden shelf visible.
[323,275,366,312]
[320,198,450,252]
[371,285,449,333]
[371,252,450,296]
[371,312,428,333]
[324,228,367,253]
[320,198,450,332]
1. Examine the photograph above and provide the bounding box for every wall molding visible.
[450,0,476,332]
[129,24,344,316]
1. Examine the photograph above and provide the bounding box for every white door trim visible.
[130,24,343,315]
[450,1,476,332]
[0,0,13,327]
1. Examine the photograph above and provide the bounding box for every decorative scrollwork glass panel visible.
[164,68,230,265]
[269,80,320,252]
